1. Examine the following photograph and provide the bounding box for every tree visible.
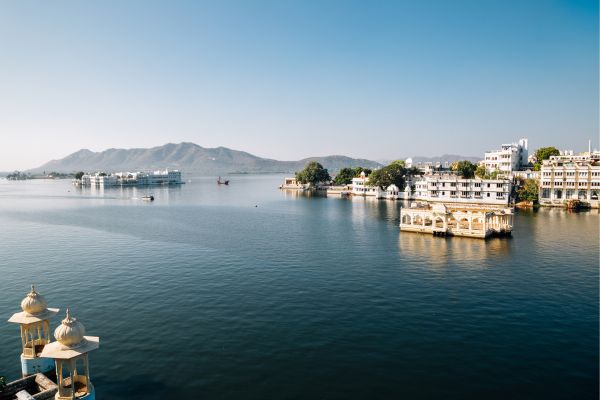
[295,161,331,185]
[333,167,373,185]
[406,166,423,177]
[333,168,355,185]
[475,164,486,178]
[354,167,372,176]
[451,160,477,178]
[367,162,407,190]
[75,171,85,180]
[516,178,539,202]
[533,147,560,171]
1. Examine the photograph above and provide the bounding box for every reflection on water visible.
[398,232,513,269]
[77,184,184,204]
[0,176,598,400]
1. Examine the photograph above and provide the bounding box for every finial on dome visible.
[55,308,85,347]
[21,285,48,315]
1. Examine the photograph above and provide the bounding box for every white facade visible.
[400,203,513,238]
[350,172,386,197]
[81,169,182,186]
[386,184,402,200]
[512,169,540,180]
[539,151,600,208]
[413,174,512,205]
[89,174,117,187]
[484,138,528,174]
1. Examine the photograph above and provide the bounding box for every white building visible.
[81,169,182,187]
[386,184,402,200]
[484,138,528,174]
[413,174,512,206]
[89,174,117,187]
[351,171,383,197]
[539,151,600,208]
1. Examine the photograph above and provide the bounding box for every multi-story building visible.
[413,174,512,206]
[484,138,528,174]
[89,174,118,186]
[539,151,600,208]
[80,169,182,187]
[351,171,382,196]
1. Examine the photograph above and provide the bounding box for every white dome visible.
[54,309,86,347]
[20,285,48,316]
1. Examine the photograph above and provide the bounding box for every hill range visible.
[28,142,482,175]
[29,142,383,175]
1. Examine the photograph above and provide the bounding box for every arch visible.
[414,215,423,225]
[447,216,457,229]
[424,216,432,226]
[459,218,470,230]
[401,214,412,225]
[435,217,444,228]
[471,217,483,230]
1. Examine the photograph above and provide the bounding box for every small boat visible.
[217,177,229,185]
[566,199,590,211]
[142,195,154,201]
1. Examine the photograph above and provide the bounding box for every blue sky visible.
[0,0,597,170]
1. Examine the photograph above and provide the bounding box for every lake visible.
[0,175,598,399]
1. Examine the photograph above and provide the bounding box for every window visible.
[487,193,490,197]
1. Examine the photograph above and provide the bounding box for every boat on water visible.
[217,177,229,185]
[142,195,155,201]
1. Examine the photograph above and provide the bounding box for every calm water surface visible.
[0,175,598,399]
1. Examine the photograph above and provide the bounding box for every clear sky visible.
[0,0,598,170]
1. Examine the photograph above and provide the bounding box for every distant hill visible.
[29,142,382,175]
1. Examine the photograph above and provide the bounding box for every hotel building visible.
[539,151,600,208]
[484,138,528,174]
[80,169,182,187]
[413,174,512,206]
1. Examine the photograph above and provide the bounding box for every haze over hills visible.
[29,142,383,175]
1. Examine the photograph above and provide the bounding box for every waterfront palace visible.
[79,169,182,187]
[400,203,513,238]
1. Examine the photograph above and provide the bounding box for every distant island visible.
[5,171,74,180]
[25,142,480,176]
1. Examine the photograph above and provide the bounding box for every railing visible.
[23,339,47,358]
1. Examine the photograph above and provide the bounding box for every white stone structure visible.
[400,203,513,238]
[41,309,99,400]
[8,286,60,377]
[351,171,383,197]
[484,138,528,174]
[80,169,182,187]
[279,177,305,190]
[412,174,512,205]
[386,184,402,200]
[539,151,600,208]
